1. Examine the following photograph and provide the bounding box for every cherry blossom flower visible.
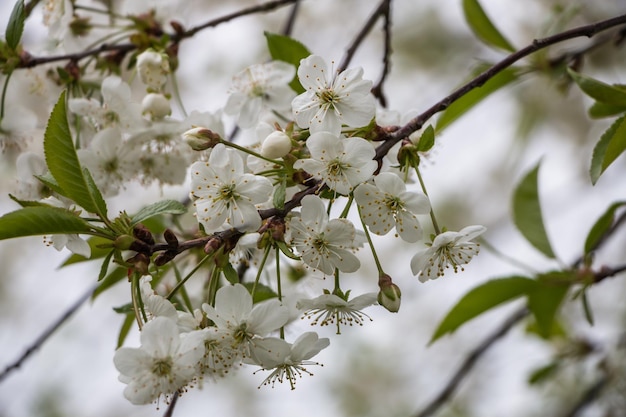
[296,291,378,334]
[190,144,272,232]
[113,316,204,405]
[288,195,360,275]
[411,225,486,282]
[201,284,289,357]
[40,196,91,257]
[136,50,170,91]
[249,332,330,389]
[292,55,375,135]
[354,172,431,242]
[293,132,376,195]
[225,61,296,129]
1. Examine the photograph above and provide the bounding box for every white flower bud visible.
[142,93,171,119]
[260,131,291,159]
[136,50,170,90]
[182,127,222,150]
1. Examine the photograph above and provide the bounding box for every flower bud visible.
[163,229,179,248]
[113,234,136,250]
[183,127,223,151]
[142,93,171,119]
[136,50,170,90]
[261,131,291,159]
[154,250,177,266]
[377,274,401,313]
[133,224,155,245]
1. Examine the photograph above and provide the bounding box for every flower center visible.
[219,184,237,201]
[384,195,403,212]
[327,159,346,177]
[233,322,250,345]
[317,89,339,106]
[151,358,173,377]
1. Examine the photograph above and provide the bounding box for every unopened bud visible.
[204,236,223,255]
[70,16,92,37]
[397,140,420,169]
[142,93,171,119]
[126,253,150,275]
[154,250,177,266]
[136,49,170,90]
[133,224,155,245]
[183,127,223,151]
[377,274,401,313]
[261,131,292,159]
[163,229,179,248]
[114,234,136,250]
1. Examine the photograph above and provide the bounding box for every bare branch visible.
[281,0,302,36]
[562,377,608,417]
[371,0,392,108]
[0,283,97,383]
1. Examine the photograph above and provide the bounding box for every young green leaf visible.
[416,125,435,152]
[117,313,135,348]
[528,361,560,385]
[222,262,239,285]
[590,116,626,185]
[0,206,93,240]
[462,0,515,52]
[512,162,556,258]
[43,91,108,218]
[567,69,626,106]
[5,0,25,50]
[273,176,287,210]
[584,201,626,254]
[130,200,187,226]
[526,271,572,338]
[264,31,310,94]
[430,276,537,343]
[436,67,518,132]
[588,101,626,119]
[242,282,278,303]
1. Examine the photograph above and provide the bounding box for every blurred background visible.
[2,1,626,416]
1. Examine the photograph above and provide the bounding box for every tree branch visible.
[375,13,626,160]
[0,283,97,383]
[562,377,608,417]
[371,0,393,108]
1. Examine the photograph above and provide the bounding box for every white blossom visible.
[225,61,296,129]
[294,132,376,195]
[190,144,272,232]
[292,55,376,135]
[411,225,486,282]
[354,172,431,242]
[136,50,170,91]
[113,317,204,405]
[288,195,360,275]
[142,93,172,119]
[260,130,292,159]
[296,292,377,333]
[41,196,91,257]
[249,332,330,389]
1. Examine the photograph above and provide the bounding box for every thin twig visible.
[337,0,390,73]
[372,0,392,108]
[375,13,626,160]
[572,209,626,268]
[0,283,97,383]
[281,0,301,36]
[562,377,608,417]
[414,307,529,417]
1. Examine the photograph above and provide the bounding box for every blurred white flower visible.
[142,93,171,119]
[190,144,272,232]
[250,332,330,389]
[41,196,91,257]
[225,61,296,129]
[294,132,376,195]
[411,225,486,282]
[354,172,430,242]
[136,50,170,91]
[113,317,204,405]
[288,195,360,275]
[296,292,377,333]
[292,55,375,135]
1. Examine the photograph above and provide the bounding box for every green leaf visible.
[0,206,92,240]
[581,290,594,326]
[527,271,572,338]
[512,162,555,258]
[584,201,626,254]
[436,67,518,132]
[462,0,515,52]
[98,250,115,281]
[5,0,25,50]
[416,125,435,152]
[588,101,626,119]
[222,262,239,285]
[567,69,626,106]
[430,276,537,343]
[264,31,310,94]
[590,116,626,184]
[43,91,108,217]
[117,313,135,348]
[273,177,287,210]
[130,200,187,226]
[35,173,66,196]
[528,361,560,385]
[242,282,278,304]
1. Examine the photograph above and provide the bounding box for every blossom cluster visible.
[7,20,485,404]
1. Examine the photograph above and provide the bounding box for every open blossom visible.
[354,172,431,242]
[225,61,296,129]
[296,292,378,334]
[411,225,486,282]
[288,195,360,275]
[190,144,272,232]
[201,284,290,357]
[292,55,376,135]
[294,132,376,195]
[113,317,204,405]
[249,332,330,389]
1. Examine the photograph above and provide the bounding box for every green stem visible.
[208,267,220,306]
[131,272,147,330]
[166,254,211,300]
[339,194,353,218]
[169,72,187,118]
[172,262,194,313]
[357,204,384,275]
[251,245,272,298]
[333,268,341,294]
[0,71,14,121]
[275,247,285,339]
[415,165,441,235]
[221,140,284,166]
